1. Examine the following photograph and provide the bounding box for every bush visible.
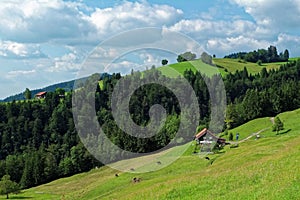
[257,60,262,66]
[229,132,233,141]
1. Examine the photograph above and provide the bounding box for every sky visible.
[1,0,300,99]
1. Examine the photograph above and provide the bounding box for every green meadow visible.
[157,58,293,78]
[4,108,300,200]
[213,58,285,74]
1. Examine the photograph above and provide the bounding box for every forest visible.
[224,45,289,63]
[0,58,300,189]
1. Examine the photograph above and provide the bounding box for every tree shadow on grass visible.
[9,197,33,199]
[276,129,291,135]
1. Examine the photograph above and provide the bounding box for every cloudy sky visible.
[1,0,300,99]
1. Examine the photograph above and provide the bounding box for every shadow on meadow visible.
[276,129,292,135]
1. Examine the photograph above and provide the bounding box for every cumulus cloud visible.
[0,41,46,59]
[276,34,300,56]
[7,69,36,78]
[47,52,82,73]
[231,0,300,31]
[0,0,95,43]
[168,19,271,40]
[0,0,183,45]
[105,60,141,74]
[206,36,270,56]
[89,1,183,38]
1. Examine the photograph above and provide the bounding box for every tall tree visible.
[201,52,213,66]
[0,175,20,199]
[268,45,279,62]
[283,49,289,61]
[24,88,31,100]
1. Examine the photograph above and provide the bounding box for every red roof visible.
[35,91,47,96]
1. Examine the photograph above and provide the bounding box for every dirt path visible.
[228,128,268,145]
[270,117,275,125]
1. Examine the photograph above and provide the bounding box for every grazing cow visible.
[132,177,141,183]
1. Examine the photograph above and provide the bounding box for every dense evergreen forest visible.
[0,58,300,189]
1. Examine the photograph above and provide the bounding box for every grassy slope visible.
[158,59,224,77]
[157,58,292,78]
[224,117,272,140]
[213,58,285,74]
[5,108,300,200]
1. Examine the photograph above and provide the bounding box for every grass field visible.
[158,59,224,78]
[224,117,273,141]
[4,108,300,200]
[96,58,298,88]
[213,58,285,74]
[157,58,295,79]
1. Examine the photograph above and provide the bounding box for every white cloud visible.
[7,69,36,78]
[231,0,300,31]
[206,36,269,55]
[106,60,141,74]
[169,19,265,39]
[89,1,183,38]
[0,0,95,43]
[47,52,82,73]
[0,0,183,45]
[276,34,300,57]
[0,41,45,59]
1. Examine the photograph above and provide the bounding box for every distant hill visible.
[1,73,111,102]
[1,80,76,102]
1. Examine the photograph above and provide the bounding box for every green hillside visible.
[156,58,294,78]
[5,108,300,200]
[213,58,286,74]
[158,59,224,77]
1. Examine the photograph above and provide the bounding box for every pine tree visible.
[283,49,289,61]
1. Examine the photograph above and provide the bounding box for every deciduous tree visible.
[272,117,284,134]
[161,59,168,66]
[24,88,31,100]
[0,175,20,199]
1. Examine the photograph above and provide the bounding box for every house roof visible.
[194,128,218,140]
[35,91,47,96]
[194,128,226,143]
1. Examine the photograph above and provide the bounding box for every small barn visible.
[35,91,47,99]
[194,128,226,152]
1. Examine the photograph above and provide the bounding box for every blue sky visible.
[1,0,300,98]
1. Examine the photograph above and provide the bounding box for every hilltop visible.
[1,57,294,102]
[5,108,300,200]
[158,57,291,78]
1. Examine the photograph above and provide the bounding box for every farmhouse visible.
[35,91,47,99]
[194,128,226,152]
